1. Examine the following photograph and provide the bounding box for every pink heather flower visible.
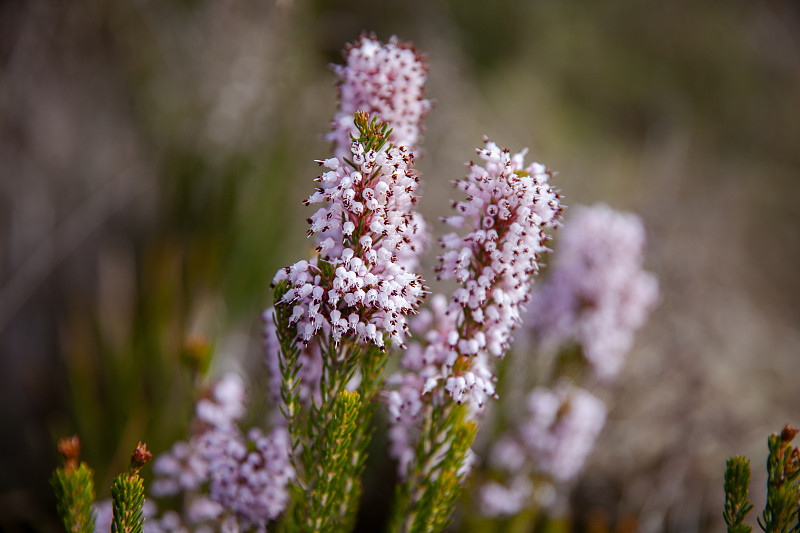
[151,440,208,498]
[528,204,659,380]
[517,381,606,483]
[152,373,246,498]
[195,373,247,430]
[478,476,533,518]
[387,140,562,479]
[201,426,294,527]
[488,435,527,472]
[150,374,294,527]
[433,139,562,403]
[273,130,426,351]
[327,35,432,158]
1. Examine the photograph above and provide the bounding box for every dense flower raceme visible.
[327,35,432,158]
[528,204,659,380]
[271,117,427,353]
[325,36,432,275]
[143,373,294,531]
[387,139,562,477]
[479,381,607,517]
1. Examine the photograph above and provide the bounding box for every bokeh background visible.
[2,0,799,531]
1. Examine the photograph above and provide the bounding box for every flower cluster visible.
[528,204,659,380]
[151,373,247,498]
[263,37,433,530]
[386,140,562,482]
[200,426,294,527]
[148,373,293,530]
[272,116,427,351]
[518,382,607,482]
[327,35,431,157]
[435,140,561,355]
[479,381,607,517]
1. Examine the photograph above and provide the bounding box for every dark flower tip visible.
[130,441,153,473]
[57,435,81,468]
[781,425,799,443]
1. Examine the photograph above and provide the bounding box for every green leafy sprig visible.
[350,110,393,154]
[51,436,96,533]
[724,425,800,533]
[274,279,390,532]
[724,456,754,533]
[758,426,800,533]
[110,442,152,533]
[390,402,477,533]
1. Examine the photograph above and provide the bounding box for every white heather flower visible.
[478,476,533,518]
[432,139,561,406]
[186,496,225,524]
[273,127,426,352]
[528,204,659,380]
[328,35,431,157]
[518,382,607,482]
[385,372,429,478]
[143,510,190,533]
[386,140,561,480]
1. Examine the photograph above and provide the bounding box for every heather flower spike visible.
[328,34,431,157]
[528,204,659,381]
[387,139,562,531]
[269,103,427,529]
[274,110,426,352]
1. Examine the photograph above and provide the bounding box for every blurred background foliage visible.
[1,0,799,531]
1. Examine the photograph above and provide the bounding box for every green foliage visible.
[273,281,303,427]
[274,283,390,532]
[51,436,96,533]
[351,111,393,153]
[110,442,152,533]
[295,390,361,531]
[758,426,800,533]
[724,425,800,533]
[390,401,478,533]
[724,456,753,533]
